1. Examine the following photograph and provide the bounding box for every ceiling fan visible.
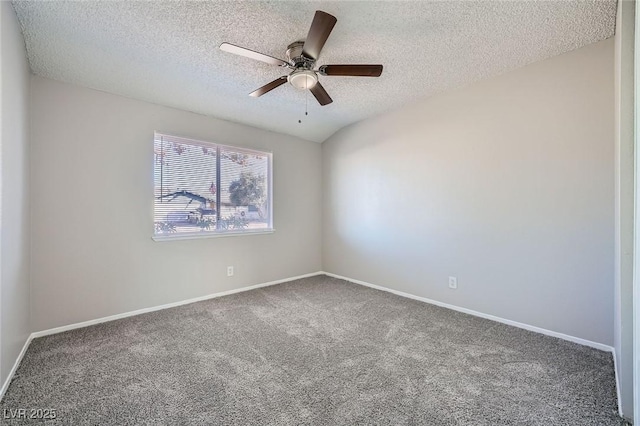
[220,10,383,106]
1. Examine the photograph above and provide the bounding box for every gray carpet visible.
[0,275,626,425]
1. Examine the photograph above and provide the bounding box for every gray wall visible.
[614,0,635,421]
[322,39,615,346]
[0,2,31,385]
[29,76,322,331]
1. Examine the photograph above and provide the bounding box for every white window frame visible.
[152,132,274,241]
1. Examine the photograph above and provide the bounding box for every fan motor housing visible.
[286,41,314,69]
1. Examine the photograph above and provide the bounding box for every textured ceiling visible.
[12,1,616,143]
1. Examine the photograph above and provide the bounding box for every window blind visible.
[153,133,272,238]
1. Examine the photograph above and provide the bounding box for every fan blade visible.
[220,43,289,67]
[310,82,333,106]
[302,11,337,60]
[319,64,383,77]
[249,77,288,97]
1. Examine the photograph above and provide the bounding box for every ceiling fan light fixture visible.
[288,69,318,90]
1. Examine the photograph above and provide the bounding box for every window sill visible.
[152,229,275,242]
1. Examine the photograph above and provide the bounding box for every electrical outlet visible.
[448,276,457,289]
[227,266,234,277]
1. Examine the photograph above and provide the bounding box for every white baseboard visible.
[323,272,623,415]
[1,271,323,401]
[322,271,614,353]
[0,334,33,402]
[2,270,620,412]
[32,271,324,338]
[612,347,624,418]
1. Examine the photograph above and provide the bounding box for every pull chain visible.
[299,83,309,124]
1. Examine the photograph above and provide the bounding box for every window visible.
[153,133,272,240]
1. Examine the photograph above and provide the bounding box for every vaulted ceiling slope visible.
[13,1,616,143]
